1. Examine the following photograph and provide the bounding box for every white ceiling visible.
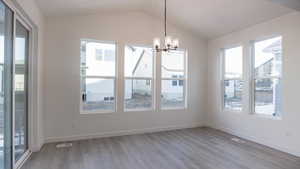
[35,0,295,39]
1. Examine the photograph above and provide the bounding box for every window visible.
[80,40,117,113]
[161,50,187,109]
[95,49,103,61]
[172,75,178,86]
[124,45,154,110]
[252,36,282,117]
[171,75,184,87]
[178,77,184,86]
[104,49,115,61]
[222,46,243,111]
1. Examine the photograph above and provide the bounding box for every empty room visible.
[0,0,300,168]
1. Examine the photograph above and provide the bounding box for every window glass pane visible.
[172,80,177,86]
[14,20,29,162]
[254,36,282,77]
[81,41,116,76]
[224,46,243,78]
[162,50,185,78]
[125,46,153,78]
[179,80,183,86]
[104,49,115,61]
[255,78,282,116]
[81,78,115,111]
[0,2,13,169]
[224,79,243,111]
[95,49,103,61]
[161,80,184,108]
[125,79,152,110]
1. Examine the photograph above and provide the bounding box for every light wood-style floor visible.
[22,128,300,169]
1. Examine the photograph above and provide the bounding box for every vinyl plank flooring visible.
[21,128,300,169]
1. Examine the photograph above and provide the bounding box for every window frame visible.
[160,49,188,110]
[221,45,244,113]
[80,39,118,114]
[250,35,283,118]
[124,44,155,112]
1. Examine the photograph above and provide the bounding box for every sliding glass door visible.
[0,1,13,169]
[0,1,31,168]
[14,20,29,163]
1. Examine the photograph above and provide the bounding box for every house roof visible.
[35,0,295,39]
[255,39,281,68]
[263,40,282,53]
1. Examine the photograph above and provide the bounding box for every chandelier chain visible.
[165,0,167,37]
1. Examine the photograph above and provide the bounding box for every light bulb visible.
[165,36,172,48]
[172,38,179,48]
[153,38,160,49]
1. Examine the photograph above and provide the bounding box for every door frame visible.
[13,14,33,169]
[1,0,36,168]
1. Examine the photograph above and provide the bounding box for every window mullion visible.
[224,78,243,81]
[254,76,281,80]
[125,77,153,80]
[161,78,186,81]
[82,75,115,79]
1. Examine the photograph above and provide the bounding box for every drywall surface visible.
[43,11,207,142]
[207,12,300,156]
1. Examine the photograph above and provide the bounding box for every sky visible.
[0,36,26,64]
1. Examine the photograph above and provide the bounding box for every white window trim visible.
[250,36,283,117]
[80,39,118,114]
[161,49,188,110]
[221,46,244,113]
[124,45,155,112]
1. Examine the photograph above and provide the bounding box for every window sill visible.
[124,108,154,112]
[251,113,282,120]
[80,110,115,115]
[222,109,242,114]
[161,107,187,111]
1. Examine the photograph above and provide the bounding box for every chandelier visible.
[153,0,179,52]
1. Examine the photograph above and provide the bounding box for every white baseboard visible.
[208,125,300,157]
[30,138,45,152]
[45,123,202,144]
[31,143,43,152]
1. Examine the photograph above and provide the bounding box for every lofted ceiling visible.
[35,0,295,39]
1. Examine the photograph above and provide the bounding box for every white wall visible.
[43,11,207,142]
[14,0,45,151]
[207,12,300,156]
